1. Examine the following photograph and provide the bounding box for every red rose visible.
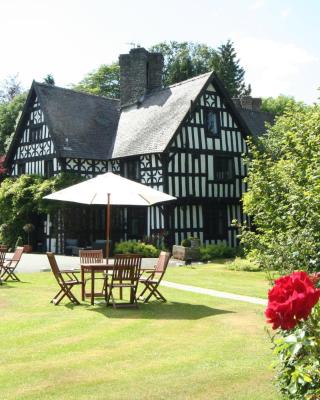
[265,271,320,330]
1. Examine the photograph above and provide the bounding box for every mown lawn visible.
[0,271,279,400]
[166,261,272,299]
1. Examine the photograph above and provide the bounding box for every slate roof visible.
[34,82,120,160]
[6,75,274,166]
[236,109,274,137]
[112,72,213,158]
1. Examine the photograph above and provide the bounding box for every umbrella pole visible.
[106,193,111,264]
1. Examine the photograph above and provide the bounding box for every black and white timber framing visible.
[4,47,273,254]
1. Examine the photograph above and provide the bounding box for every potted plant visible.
[22,223,35,253]
[172,237,200,261]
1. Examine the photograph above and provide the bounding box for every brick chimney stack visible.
[119,47,164,107]
[233,96,262,112]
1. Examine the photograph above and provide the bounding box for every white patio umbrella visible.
[43,172,176,261]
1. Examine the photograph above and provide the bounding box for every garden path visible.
[161,280,267,306]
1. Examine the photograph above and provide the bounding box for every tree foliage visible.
[0,173,84,247]
[0,92,27,153]
[240,103,320,274]
[0,74,23,103]
[72,63,120,98]
[43,74,55,85]
[74,41,251,99]
[261,94,304,117]
[150,40,251,97]
[211,40,251,97]
[149,41,216,86]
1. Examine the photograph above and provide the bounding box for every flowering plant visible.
[266,271,320,330]
[266,271,320,399]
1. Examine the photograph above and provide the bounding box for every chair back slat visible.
[154,251,171,274]
[79,249,103,264]
[113,254,142,282]
[47,252,66,286]
[0,245,7,266]
[11,247,24,262]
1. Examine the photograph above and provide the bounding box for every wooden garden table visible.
[80,263,113,305]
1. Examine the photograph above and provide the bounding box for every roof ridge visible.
[167,71,213,89]
[237,107,274,116]
[34,81,120,103]
[144,71,213,99]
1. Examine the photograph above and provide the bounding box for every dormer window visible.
[205,110,220,137]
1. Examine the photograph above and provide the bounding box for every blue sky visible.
[0,0,319,103]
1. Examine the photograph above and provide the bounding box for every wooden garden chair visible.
[1,246,23,282]
[0,245,7,285]
[105,254,142,308]
[79,249,104,299]
[46,252,83,305]
[138,251,170,303]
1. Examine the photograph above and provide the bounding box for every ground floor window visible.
[126,207,147,240]
[203,204,228,240]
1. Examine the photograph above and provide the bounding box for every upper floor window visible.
[205,110,220,137]
[122,158,140,182]
[214,157,234,182]
[29,127,41,143]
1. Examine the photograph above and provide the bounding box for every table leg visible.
[91,270,95,305]
[81,267,85,301]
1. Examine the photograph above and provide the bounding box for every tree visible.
[0,92,27,153]
[43,74,55,85]
[261,94,303,116]
[0,74,23,103]
[211,40,251,97]
[240,103,320,274]
[73,41,251,99]
[72,63,120,98]
[0,173,84,247]
[149,41,216,86]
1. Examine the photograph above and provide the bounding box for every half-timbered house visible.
[5,47,273,253]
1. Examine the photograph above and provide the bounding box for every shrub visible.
[114,241,160,258]
[240,104,320,274]
[226,257,261,272]
[199,243,236,261]
[181,238,191,247]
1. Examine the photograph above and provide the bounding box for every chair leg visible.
[51,285,80,305]
[138,283,149,299]
[144,284,166,303]
[105,286,112,307]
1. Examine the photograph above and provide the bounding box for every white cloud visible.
[236,37,319,101]
[249,0,265,10]
[280,7,291,17]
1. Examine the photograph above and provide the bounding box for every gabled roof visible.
[34,83,120,160]
[112,72,213,158]
[5,82,120,165]
[6,75,273,166]
[112,71,261,158]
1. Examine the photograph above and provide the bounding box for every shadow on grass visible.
[88,301,234,320]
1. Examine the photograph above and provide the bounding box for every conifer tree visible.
[211,40,251,97]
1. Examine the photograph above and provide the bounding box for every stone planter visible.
[172,245,200,261]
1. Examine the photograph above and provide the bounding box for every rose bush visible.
[266,271,320,399]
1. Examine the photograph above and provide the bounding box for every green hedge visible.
[114,241,160,258]
[200,243,237,261]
